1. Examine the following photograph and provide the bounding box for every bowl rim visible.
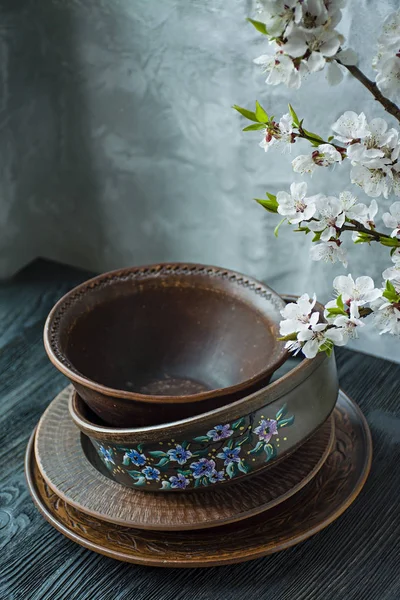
[44,262,290,404]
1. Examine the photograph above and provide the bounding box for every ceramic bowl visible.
[69,305,339,493]
[44,263,288,427]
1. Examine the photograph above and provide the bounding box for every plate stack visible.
[26,264,372,567]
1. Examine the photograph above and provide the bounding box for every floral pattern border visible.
[93,404,295,490]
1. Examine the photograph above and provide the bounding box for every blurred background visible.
[0,0,399,361]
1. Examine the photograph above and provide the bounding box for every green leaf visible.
[275,404,287,420]
[236,435,251,446]
[294,226,311,234]
[177,469,192,477]
[274,217,286,237]
[337,294,345,311]
[161,481,171,489]
[255,198,279,214]
[242,123,266,131]
[302,128,324,142]
[128,470,143,477]
[127,473,146,485]
[238,460,249,474]
[226,438,234,450]
[319,340,334,356]
[250,441,265,455]
[255,100,269,123]
[137,444,143,453]
[232,417,246,430]
[148,450,168,458]
[326,307,347,317]
[191,449,209,457]
[246,18,269,35]
[122,455,130,466]
[277,416,295,428]
[226,462,236,479]
[382,279,400,302]
[312,231,322,242]
[264,443,275,462]
[328,135,334,142]
[201,476,209,487]
[155,456,170,467]
[319,343,333,357]
[133,477,146,487]
[277,332,298,342]
[380,236,400,247]
[192,436,210,443]
[288,104,299,126]
[353,232,373,244]
[232,104,258,122]
[194,478,202,488]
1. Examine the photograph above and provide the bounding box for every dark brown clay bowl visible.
[69,298,339,493]
[44,263,288,427]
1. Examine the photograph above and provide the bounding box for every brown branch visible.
[342,221,400,247]
[339,63,400,123]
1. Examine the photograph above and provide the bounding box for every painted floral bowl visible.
[44,263,288,427]
[69,304,339,493]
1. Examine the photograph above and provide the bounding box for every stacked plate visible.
[26,264,372,567]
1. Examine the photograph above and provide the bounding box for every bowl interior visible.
[64,283,279,396]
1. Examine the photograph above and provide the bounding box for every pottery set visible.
[26,263,372,566]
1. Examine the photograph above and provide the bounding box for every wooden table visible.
[1,259,399,600]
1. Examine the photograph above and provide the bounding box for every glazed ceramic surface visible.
[44,263,288,427]
[26,390,372,566]
[70,328,338,491]
[34,386,334,530]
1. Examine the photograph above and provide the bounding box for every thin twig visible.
[339,63,400,123]
[342,222,400,246]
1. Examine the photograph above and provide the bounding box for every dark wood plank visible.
[0,259,399,600]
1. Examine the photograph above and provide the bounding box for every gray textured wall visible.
[0,0,399,359]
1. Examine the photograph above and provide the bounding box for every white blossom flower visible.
[254,52,304,89]
[336,114,400,198]
[279,292,317,335]
[338,191,369,224]
[351,162,393,199]
[259,113,294,152]
[331,111,369,143]
[297,319,346,358]
[308,195,345,241]
[332,274,382,306]
[292,144,342,174]
[346,118,399,165]
[309,241,347,266]
[373,11,400,102]
[382,202,400,237]
[332,302,365,342]
[326,48,358,86]
[382,250,400,282]
[256,0,303,37]
[306,30,343,71]
[276,182,317,223]
[371,298,400,336]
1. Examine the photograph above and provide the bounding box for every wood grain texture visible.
[33,387,334,530]
[0,259,399,599]
[26,391,371,567]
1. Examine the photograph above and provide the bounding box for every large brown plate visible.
[34,386,334,531]
[26,390,372,567]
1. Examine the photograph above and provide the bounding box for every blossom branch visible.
[339,62,400,123]
[341,221,400,247]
